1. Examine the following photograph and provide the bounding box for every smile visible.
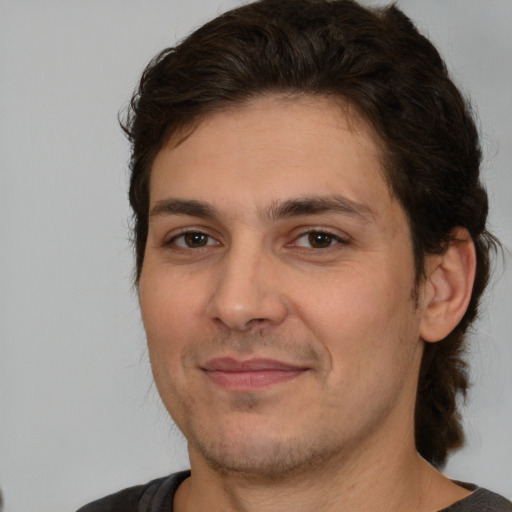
[201,357,309,391]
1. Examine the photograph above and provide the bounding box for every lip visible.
[201,357,309,391]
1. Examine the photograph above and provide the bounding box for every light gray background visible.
[1,1,511,511]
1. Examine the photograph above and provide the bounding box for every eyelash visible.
[165,229,348,250]
[166,230,220,249]
[291,230,348,249]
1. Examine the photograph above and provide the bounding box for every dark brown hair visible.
[122,0,497,468]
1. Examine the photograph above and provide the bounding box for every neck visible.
[174,427,469,512]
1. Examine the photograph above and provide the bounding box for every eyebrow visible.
[267,195,373,222]
[149,199,219,219]
[148,195,373,222]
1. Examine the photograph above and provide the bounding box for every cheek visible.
[139,277,198,421]
[294,265,419,371]
[297,266,400,332]
[140,267,206,340]
[139,276,191,394]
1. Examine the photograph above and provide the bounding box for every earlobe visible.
[419,228,476,343]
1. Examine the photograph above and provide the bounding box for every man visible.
[79,0,511,510]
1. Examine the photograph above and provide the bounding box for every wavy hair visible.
[121,0,497,467]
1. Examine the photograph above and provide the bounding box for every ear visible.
[419,227,476,343]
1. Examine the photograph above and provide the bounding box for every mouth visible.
[201,357,309,391]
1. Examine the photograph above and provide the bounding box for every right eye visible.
[169,232,219,249]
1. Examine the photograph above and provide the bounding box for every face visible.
[139,96,427,478]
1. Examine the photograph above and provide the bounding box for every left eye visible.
[294,232,344,249]
[171,232,218,248]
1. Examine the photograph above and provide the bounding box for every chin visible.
[189,420,335,479]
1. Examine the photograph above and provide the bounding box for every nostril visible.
[241,318,270,333]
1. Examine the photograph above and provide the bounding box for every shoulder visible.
[76,471,191,512]
[442,485,512,512]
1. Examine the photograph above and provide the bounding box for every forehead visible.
[150,95,401,229]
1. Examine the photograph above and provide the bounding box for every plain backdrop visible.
[1,1,511,510]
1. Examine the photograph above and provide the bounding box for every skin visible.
[139,95,475,512]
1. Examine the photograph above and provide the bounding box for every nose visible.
[205,243,288,332]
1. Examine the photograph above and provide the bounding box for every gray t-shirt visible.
[441,482,512,511]
[77,471,512,511]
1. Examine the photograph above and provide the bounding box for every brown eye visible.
[184,233,208,247]
[171,232,217,248]
[308,232,334,248]
[293,231,346,249]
